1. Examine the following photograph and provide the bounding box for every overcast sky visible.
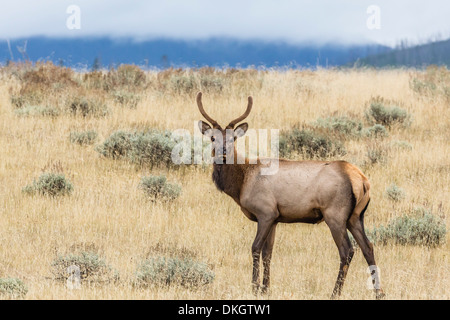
[1,0,449,47]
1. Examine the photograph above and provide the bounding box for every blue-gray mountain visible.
[356,38,450,68]
[1,36,389,69]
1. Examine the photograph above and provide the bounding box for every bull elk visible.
[196,92,384,299]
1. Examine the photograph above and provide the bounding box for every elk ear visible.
[234,122,248,139]
[198,120,213,137]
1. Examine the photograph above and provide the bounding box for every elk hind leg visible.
[347,202,385,299]
[324,209,355,299]
[331,229,354,299]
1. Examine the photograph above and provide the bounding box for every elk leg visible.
[333,232,354,299]
[347,213,384,299]
[326,219,354,299]
[261,223,277,295]
[252,218,276,295]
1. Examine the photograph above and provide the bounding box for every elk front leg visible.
[251,218,276,295]
[261,223,277,295]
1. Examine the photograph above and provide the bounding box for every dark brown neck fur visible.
[212,163,246,204]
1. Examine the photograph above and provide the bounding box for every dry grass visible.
[0,64,448,299]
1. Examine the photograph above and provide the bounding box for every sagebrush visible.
[23,173,73,197]
[369,208,447,247]
[51,251,118,285]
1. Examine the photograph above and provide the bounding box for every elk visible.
[196,92,384,299]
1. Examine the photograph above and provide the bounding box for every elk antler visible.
[197,92,219,127]
[227,96,253,128]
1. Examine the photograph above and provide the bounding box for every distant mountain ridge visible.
[357,38,450,68]
[1,36,390,69]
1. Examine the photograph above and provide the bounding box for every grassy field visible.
[0,64,448,299]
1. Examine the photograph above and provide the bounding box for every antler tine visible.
[228,96,253,128]
[197,92,218,126]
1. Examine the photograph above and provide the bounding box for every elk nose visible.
[223,145,228,155]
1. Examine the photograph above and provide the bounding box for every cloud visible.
[1,0,449,46]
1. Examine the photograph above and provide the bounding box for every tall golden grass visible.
[0,64,448,299]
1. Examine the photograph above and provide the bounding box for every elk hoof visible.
[330,293,339,300]
[252,283,260,296]
[330,288,341,300]
[375,289,386,300]
[260,285,270,296]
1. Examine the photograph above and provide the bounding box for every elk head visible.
[197,92,252,163]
